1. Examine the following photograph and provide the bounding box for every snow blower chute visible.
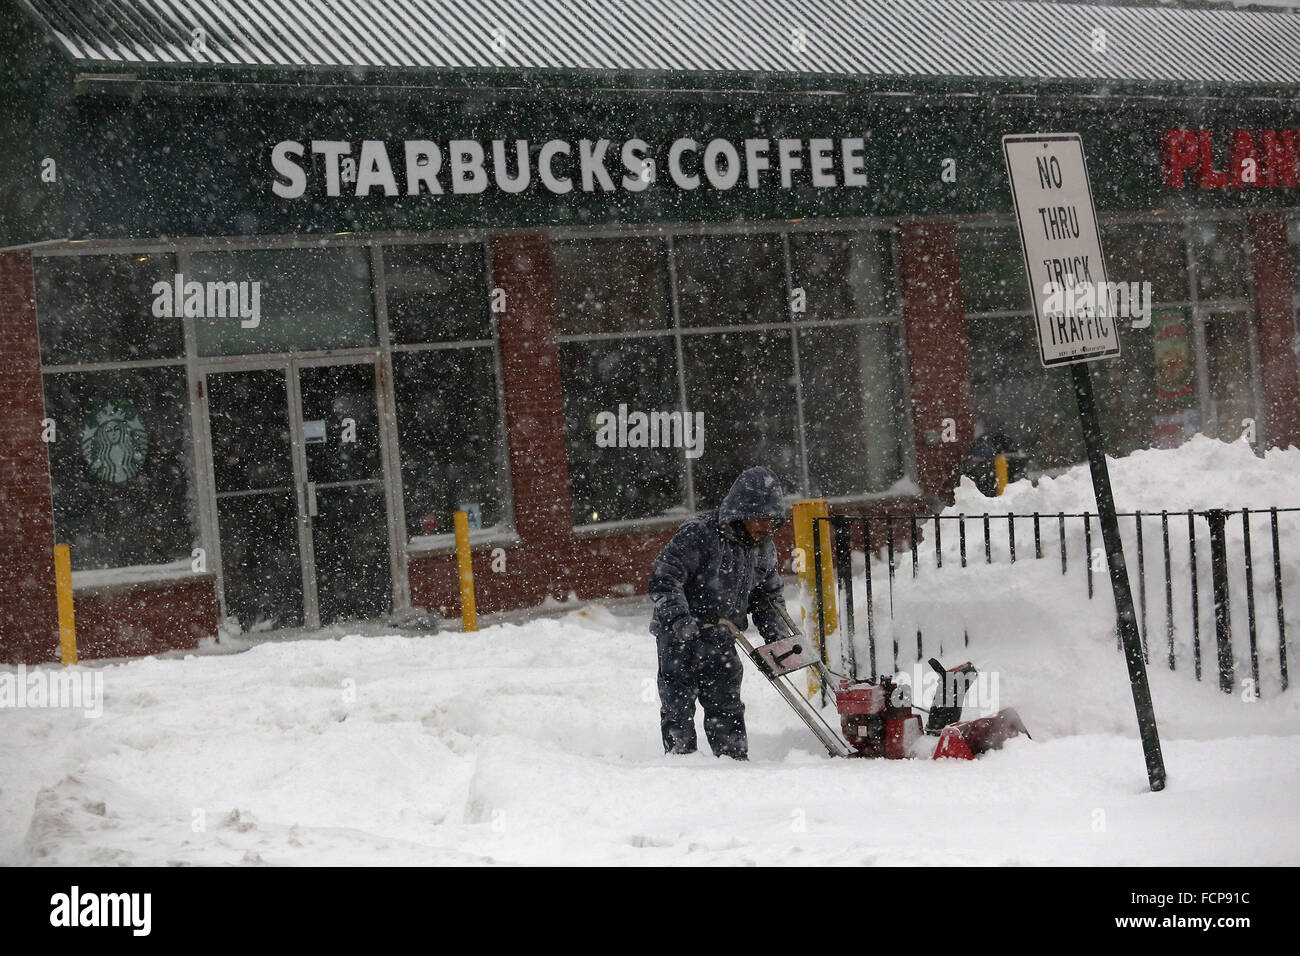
[715,598,1029,760]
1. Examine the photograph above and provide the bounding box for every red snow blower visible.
[716,600,1029,760]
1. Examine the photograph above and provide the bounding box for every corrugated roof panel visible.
[156,0,215,64]
[382,0,455,66]
[507,0,590,69]
[18,0,1300,86]
[276,0,366,65]
[436,1,501,68]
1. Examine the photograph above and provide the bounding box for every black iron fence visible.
[811,508,1296,697]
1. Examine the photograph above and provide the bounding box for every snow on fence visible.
[810,508,1296,699]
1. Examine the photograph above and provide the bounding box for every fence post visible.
[1189,510,1202,681]
[885,515,896,610]
[832,515,858,679]
[1162,510,1175,670]
[1241,508,1260,698]
[1271,508,1288,692]
[1084,512,1093,600]
[885,516,898,671]
[910,515,919,579]
[1059,511,1067,575]
[811,516,832,704]
[864,516,877,679]
[1205,509,1235,694]
[1135,511,1148,663]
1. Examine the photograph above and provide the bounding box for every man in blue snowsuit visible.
[649,465,792,760]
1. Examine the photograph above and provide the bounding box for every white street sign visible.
[1003,133,1119,367]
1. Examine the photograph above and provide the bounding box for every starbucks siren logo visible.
[81,401,148,483]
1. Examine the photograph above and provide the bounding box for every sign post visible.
[1003,133,1166,792]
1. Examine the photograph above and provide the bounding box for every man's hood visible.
[718,466,786,525]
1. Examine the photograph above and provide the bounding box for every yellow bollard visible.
[53,544,78,666]
[453,510,478,632]
[994,454,1009,497]
[792,499,837,698]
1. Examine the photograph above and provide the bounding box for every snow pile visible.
[854,436,1300,738]
[955,435,1300,516]
[2,602,1296,867]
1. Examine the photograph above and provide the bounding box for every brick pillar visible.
[1247,212,1300,450]
[488,232,575,601]
[0,250,58,664]
[898,220,975,500]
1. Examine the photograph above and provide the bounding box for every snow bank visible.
[956,434,1300,516]
[844,436,1300,737]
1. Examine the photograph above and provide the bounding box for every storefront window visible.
[189,246,375,356]
[553,238,671,335]
[560,337,686,524]
[1192,221,1256,442]
[684,329,801,508]
[36,254,183,365]
[789,231,897,318]
[789,232,906,495]
[1101,223,1188,304]
[1091,327,1161,454]
[554,230,909,526]
[964,218,1258,471]
[393,349,505,540]
[967,315,1082,470]
[1204,312,1255,441]
[555,236,686,525]
[675,234,787,327]
[384,243,491,343]
[42,366,196,571]
[963,227,1078,470]
[1189,220,1250,302]
[35,253,197,572]
[385,241,507,541]
[959,228,1032,314]
[798,324,907,496]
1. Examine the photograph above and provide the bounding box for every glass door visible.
[206,367,305,630]
[296,360,392,626]
[203,357,393,632]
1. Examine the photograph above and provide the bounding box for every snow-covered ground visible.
[2,438,1298,866]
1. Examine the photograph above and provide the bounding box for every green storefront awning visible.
[3,0,1298,247]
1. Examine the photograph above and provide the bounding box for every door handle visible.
[306,481,318,518]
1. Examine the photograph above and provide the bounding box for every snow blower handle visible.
[716,617,852,759]
[756,590,845,687]
[758,590,802,642]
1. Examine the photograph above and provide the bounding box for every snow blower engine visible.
[716,600,1029,760]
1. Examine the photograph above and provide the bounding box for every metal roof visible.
[18,0,1300,86]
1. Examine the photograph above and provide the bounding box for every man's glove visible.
[671,616,700,644]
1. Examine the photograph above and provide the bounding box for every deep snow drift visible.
[2,437,1297,865]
